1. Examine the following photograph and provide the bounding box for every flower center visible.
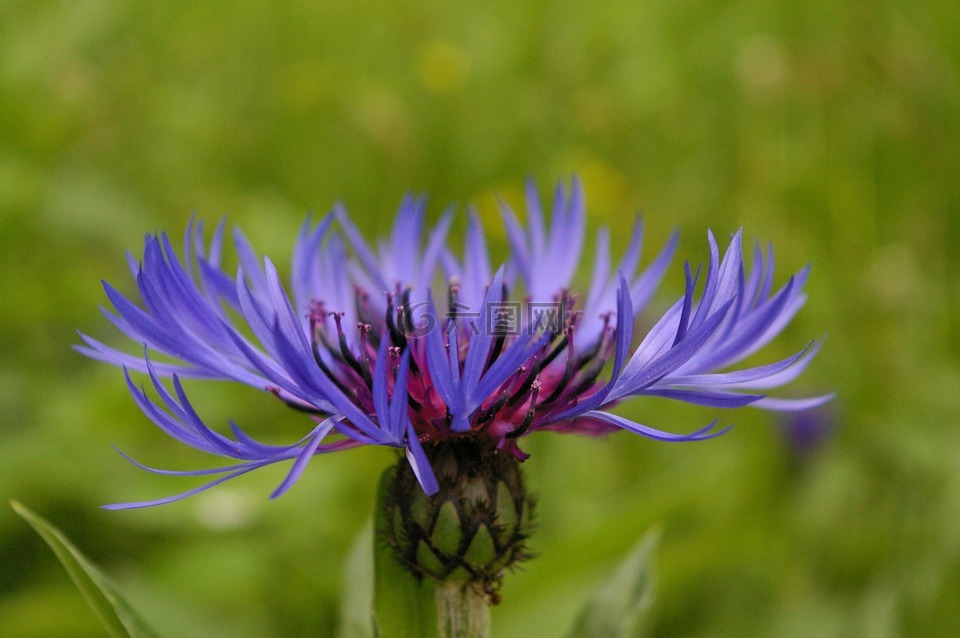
[305,283,618,455]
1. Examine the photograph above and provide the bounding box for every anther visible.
[307,300,327,333]
[357,323,373,385]
[385,302,407,346]
[507,351,544,408]
[447,281,461,321]
[388,345,402,373]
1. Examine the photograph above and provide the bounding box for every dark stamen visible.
[313,324,347,365]
[556,354,607,403]
[447,280,461,321]
[475,389,511,428]
[331,313,368,381]
[541,328,578,404]
[384,294,406,345]
[507,379,540,438]
[383,300,421,375]
[307,302,348,365]
[267,386,327,415]
[487,332,506,369]
[507,351,544,408]
[357,323,373,386]
[567,357,607,396]
[574,312,612,365]
[310,338,358,398]
[541,325,613,407]
[388,345,401,367]
[539,331,569,369]
[399,288,415,334]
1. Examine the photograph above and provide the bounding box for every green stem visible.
[434,582,490,638]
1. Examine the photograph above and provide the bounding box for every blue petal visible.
[642,388,765,408]
[460,267,505,393]
[583,410,731,442]
[102,461,272,510]
[387,348,413,441]
[753,393,836,411]
[271,417,337,498]
[371,333,391,421]
[405,423,439,495]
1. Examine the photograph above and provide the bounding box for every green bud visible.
[382,438,535,595]
[463,524,496,566]
[432,501,463,555]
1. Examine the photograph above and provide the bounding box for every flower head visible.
[78,177,830,508]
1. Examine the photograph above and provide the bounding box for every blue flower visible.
[78,177,830,508]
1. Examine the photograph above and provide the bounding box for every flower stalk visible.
[434,582,490,638]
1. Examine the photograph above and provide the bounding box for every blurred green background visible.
[2,0,959,636]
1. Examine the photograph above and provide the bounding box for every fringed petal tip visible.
[753,393,836,412]
[100,461,267,510]
[584,410,731,442]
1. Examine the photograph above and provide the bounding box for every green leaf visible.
[337,520,375,638]
[373,468,439,638]
[566,527,660,638]
[11,500,161,638]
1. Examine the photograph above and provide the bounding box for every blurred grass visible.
[2,0,959,636]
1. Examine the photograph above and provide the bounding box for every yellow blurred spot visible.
[416,40,469,94]
[576,161,629,222]
[351,84,414,157]
[736,34,788,96]
[549,153,630,223]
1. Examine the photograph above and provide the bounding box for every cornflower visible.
[78,177,828,515]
